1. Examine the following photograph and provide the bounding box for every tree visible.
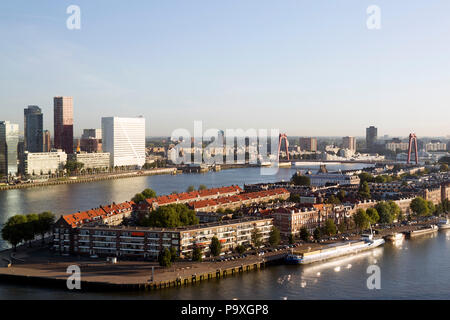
[1,215,27,251]
[353,209,370,231]
[288,194,301,203]
[410,197,431,217]
[288,234,295,244]
[139,204,199,228]
[198,184,207,191]
[36,211,55,245]
[269,226,281,246]
[209,236,222,256]
[64,160,84,175]
[388,201,401,222]
[186,185,195,192]
[235,245,246,255]
[23,213,39,247]
[323,219,337,236]
[141,188,157,199]
[358,172,374,184]
[326,195,341,205]
[291,173,311,186]
[366,208,380,224]
[158,248,172,267]
[376,202,394,224]
[337,190,346,202]
[313,227,321,240]
[251,227,263,248]
[169,247,178,262]
[131,193,146,203]
[300,227,310,241]
[358,181,371,199]
[192,246,203,262]
[427,201,436,216]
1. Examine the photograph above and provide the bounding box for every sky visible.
[0,0,449,138]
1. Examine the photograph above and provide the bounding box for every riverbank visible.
[0,168,177,191]
[0,218,441,293]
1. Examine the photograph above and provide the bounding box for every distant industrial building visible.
[24,105,43,152]
[0,121,19,177]
[299,137,317,152]
[102,117,146,168]
[342,136,356,152]
[54,96,74,154]
[425,141,447,152]
[385,138,409,152]
[305,172,360,187]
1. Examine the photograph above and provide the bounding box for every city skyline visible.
[0,1,449,137]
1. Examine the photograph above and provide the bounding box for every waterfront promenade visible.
[0,219,437,292]
[0,168,177,191]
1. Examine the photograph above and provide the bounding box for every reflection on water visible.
[0,165,371,249]
[1,233,450,299]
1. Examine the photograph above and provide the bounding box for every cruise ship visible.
[285,234,385,265]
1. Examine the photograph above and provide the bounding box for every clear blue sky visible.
[1,0,449,138]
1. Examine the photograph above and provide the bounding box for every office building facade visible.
[54,96,74,154]
[366,126,377,151]
[24,105,44,152]
[43,130,51,152]
[69,152,110,170]
[0,121,19,177]
[102,117,146,168]
[20,150,67,176]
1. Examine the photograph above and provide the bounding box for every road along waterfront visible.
[0,230,449,299]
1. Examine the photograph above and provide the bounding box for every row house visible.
[189,188,290,212]
[135,185,242,213]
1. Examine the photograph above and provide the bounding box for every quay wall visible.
[0,168,177,191]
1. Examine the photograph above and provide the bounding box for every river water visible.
[3,163,449,299]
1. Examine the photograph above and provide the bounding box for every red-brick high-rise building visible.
[53,96,73,154]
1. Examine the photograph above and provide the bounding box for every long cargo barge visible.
[285,235,385,265]
[405,225,438,238]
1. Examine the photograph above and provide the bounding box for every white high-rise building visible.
[101,117,146,168]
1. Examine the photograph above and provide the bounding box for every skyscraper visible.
[366,126,378,151]
[54,96,74,154]
[342,136,356,152]
[80,129,102,153]
[102,117,145,168]
[24,105,43,152]
[43,130,51,152]
[0,121,19,177]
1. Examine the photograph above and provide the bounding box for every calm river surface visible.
[4,163,448,299]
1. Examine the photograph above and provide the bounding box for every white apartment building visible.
[70,152,110,170]
[21,150,67,176]
[102,117,146,168]
[306,172,360,186]
[425,142,447,152]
